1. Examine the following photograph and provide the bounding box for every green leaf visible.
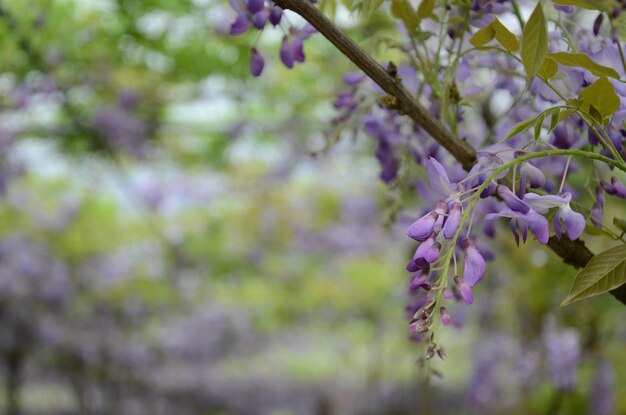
[521,1,548,85]
[561,244,626,306]
[538,57,558,79]
[503,116,538,141]
[469,21,495,48]
[579,76,620,121]
[552,0,612,12]
[492,18,519,52]
[533,112,546,141]
[417,0,435,19]
[390,0,418,30]
[548,110,560,133]
[547,52,620,79]
[613,217,626,233]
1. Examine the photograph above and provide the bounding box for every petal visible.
[247,0,264,14]
[443,202,462,239]
[521,162,546,188]
[279,36,295,69]
[269,6,283,25]
[610,176,626,198]
[427,157,452,195]
[523,192,570,214]
[454,276,474,305]
[252,8,269,29]
[561,205,585,240]
[462,238,486,286]
[407,211,438,241]
[292,37,305,63]
[553,212,563,240]
[229,13,250,35]
[527,211,550,244]
[497,185,530,214]
[250,48,264,77]
[412,234,435,261]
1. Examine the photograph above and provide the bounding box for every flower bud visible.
[440,307,451,326]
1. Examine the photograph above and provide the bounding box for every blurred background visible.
[0,0,624,414]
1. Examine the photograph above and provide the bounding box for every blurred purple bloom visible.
[602,176,626,198]
[247,0,264,14]
[280,36,295,68]
[589,359,615,415]
[229,13,250,35]
[252,8,269,29]
[544,323,580,390]
[269,6,283,25]
[250,48,264,77]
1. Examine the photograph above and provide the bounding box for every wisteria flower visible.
[486,207,550,245]
[523,192,586,240]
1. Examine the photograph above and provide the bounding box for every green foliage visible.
[552,0,613,12]
[390,0,419,30]
[547,52,620,79]
[578,76,620,122]
[561,245,626,306]
[492,18,519,52]
[521,1,548,85]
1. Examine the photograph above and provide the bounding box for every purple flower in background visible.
[229,13,250,35]
[250,48,264,77]
[602,176,626,198]
[591,184,605,227]
[589,359,615,415]
[544,326,580,390]
[252,8,269,29]
[91,106,148,156]
[280,36,295,68]
[269,6,283,25]
[247,0,264,14]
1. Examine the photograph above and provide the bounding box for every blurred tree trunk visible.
[4,349,24,415]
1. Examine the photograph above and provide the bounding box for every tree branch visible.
[274,0,626,304]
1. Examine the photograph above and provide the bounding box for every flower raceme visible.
[405,154,590,355]
[227,0,316,77]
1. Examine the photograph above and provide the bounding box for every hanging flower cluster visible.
[228,0,317,76]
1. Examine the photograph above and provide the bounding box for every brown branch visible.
[273,0,626,304]
[273,0,477,171]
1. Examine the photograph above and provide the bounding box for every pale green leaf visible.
[538,57,558,79]
[417,0,435,19]
[390,0,418,30]
[561,245,626,306]
[613,217,626,233]
[469,22,495,48]
[547,52,620,78]
[503,117,538,141]
[492,18,519,52]
[534,112,546,141]
[552,0,612,12]
[579,76,620,121]
[521,2,548,85]
[548,111,560,133]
